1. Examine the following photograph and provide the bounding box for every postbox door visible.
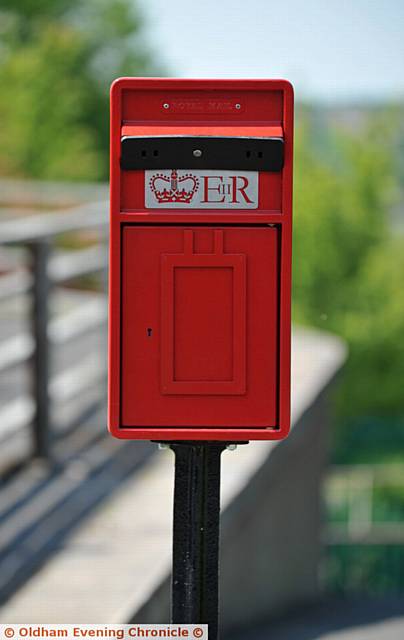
[121,225,279,429]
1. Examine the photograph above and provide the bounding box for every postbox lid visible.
[121,124,283,138]
[120,125,284,172]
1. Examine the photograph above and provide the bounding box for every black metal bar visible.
[121,136,284,171]
[170,442,227,640]
[29,241,51,459]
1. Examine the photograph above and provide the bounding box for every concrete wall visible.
[220,392,329,634]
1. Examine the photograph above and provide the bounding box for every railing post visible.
[28,240,51,460]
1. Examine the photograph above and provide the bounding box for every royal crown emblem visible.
[149,169,199,204]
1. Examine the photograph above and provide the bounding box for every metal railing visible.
[0,194,109,463]
[325,463,404,544]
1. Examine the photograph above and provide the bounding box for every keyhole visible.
[147,328,153,337]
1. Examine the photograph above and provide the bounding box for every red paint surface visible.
[109,78,294,440]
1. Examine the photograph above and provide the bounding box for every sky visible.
[138,0,404,103]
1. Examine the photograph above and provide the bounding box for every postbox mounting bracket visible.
[120,135,284,171]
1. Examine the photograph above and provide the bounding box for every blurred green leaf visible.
[293,107,404,420]
[0,0,164,180]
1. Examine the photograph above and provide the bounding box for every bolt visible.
[235,103,241,109]
[163,103,170,109]
[226,444,237,451]
[193,149,202,158]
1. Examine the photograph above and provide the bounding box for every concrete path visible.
[236,598,404,639]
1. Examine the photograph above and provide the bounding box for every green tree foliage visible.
[0,0,162,180]
[293,107,404,420]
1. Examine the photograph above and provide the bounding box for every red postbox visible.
[109,78,293,441]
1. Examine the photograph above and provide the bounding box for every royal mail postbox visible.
[109,78,293,441]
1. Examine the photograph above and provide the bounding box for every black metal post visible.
[170,442,227,640]
[29,240,51,459]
